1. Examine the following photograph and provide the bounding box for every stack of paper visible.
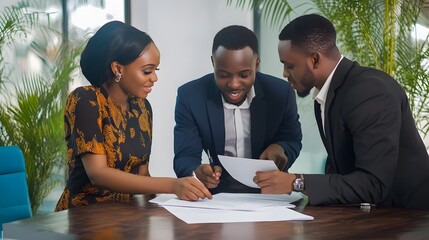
[151,155,314,224]
[150,193,313,224]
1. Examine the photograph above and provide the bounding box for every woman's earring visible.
[115,73,122,83]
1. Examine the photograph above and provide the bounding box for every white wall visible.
[131,0,253,177]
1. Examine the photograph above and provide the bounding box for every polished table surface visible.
[4,194,429,240]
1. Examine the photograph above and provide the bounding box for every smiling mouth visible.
[224,90,245,103]
[143,86,152,94]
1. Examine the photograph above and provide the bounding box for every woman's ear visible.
[111,61,122,75]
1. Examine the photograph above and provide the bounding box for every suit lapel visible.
[323,57,354,173]
[324,58,353,140]
[206,77,225,156]
[250,79,267,158]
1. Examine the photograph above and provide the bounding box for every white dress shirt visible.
[222,86,255,158]
[313,56,343,134]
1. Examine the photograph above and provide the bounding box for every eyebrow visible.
[141,64,157,68]
[281,60,293,66]
[216,69,252,73]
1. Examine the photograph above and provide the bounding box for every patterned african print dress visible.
[55,86,152,211]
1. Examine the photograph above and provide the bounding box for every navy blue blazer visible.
[173,72,302,193]
[306,58,429,209]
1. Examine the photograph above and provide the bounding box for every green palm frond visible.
[0,2,36,46]
[226,0,296,28]
[5,75,64,210]
[313,0,424,75]
[0,2,37,89]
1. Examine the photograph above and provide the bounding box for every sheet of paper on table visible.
[164,205,313,224]
[149,192,313,224]
[217,155,278,188]
[153,192,302,210]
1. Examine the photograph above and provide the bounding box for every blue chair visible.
[0,146,32,239]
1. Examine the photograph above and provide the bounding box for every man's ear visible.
[211,56,214,67]
[256,58,260,70]
[311,52,321,69]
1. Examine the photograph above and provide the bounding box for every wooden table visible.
[4,194,429,240]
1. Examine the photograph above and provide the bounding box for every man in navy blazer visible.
[173,25,302,193]
[255,14,429,210]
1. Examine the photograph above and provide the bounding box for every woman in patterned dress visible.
[55,21,212,211]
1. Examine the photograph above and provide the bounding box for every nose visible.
[283,68,290,79]
[227,76,241,89]
[150,72,158,83]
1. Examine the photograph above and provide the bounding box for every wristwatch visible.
[292,173,305,192]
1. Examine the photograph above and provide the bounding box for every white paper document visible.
[149,194,176,204]
[164,205,313,224]
[154,192,303,210]
[149,193,313,224]
[218,155,278,188]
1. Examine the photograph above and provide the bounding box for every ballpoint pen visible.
[207,149,215,171]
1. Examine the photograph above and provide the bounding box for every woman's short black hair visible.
[80,21,154,86]
[212,25,258,55]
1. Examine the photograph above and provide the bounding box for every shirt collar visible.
[313,55,344,105]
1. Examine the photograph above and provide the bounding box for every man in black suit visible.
[174,25,302,193]
[254,14,429,209]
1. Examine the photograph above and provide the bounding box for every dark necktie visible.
[314,101,327,144]
[314,101,335,173]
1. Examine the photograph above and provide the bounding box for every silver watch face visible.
[293,178,304,191]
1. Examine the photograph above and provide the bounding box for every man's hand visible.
[253,171,295,194]
[259,143,288,170]
[194,164,222,189]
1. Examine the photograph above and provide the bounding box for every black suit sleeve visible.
[274,85,302,170]
[173,86,204,177]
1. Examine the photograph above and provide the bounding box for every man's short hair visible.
[279,14,337,55]
[212,25,258,55]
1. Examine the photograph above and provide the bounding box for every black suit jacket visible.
[173,72,302,193]
[306,58,429,209]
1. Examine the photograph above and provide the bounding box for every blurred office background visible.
[1,0,428,215]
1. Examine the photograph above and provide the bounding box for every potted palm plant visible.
[0,3,81,213]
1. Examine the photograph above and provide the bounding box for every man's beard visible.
[297,88,312,98]
[297,68,315,98]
